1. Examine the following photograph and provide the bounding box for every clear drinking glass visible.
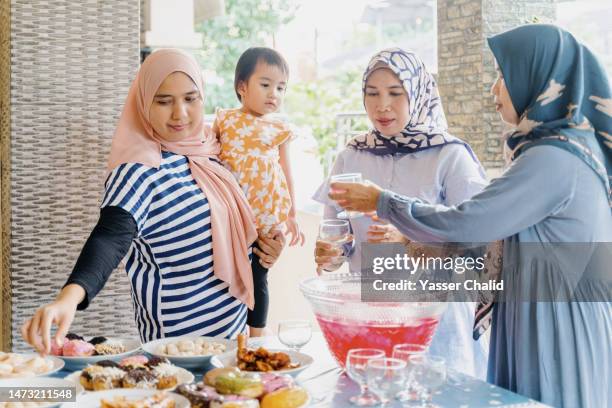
[408,355,447,408]
[366,357,407,406]
[392,343,427,402]
[346,348,385,406]
[317,219,350,272]
[277,320,312,352]
[330,172,363,219]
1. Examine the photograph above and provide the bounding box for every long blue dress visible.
[377,144,612,408]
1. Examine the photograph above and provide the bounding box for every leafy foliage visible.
[283,67,368,170]
[195,0,298,111]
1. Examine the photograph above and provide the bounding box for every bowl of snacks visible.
[141,336,235,371]
[176,366,309,408]
[0,352,64,379]
[50,333,141,371]
[214,335,313,377]
[64,355,194,392]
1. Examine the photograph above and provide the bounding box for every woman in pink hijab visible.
[22,49,285,353]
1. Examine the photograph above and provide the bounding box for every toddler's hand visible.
[285,216,305,247]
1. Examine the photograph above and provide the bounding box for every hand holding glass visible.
[330,173,363,219]
[317,219,350,272]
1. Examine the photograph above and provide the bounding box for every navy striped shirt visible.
[101,151,247,342]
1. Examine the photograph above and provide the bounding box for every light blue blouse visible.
[377,145,612,408]
[314,143,490,378]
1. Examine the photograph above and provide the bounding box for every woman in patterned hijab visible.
[314,48,490,379]
[330,25,611,408]
[348,48,481,161]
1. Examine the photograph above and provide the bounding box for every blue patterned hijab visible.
[347,48,480,163]
[488,24,612,203]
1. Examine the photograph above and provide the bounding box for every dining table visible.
[52,332,550,407]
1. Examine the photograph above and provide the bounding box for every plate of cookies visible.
[176,367,310,408]
[61,389,189,408]
[0,352,65,379]
[50,333,141,371]
[64,355,194,392]
[141,336,235,371]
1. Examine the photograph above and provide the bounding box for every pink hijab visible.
[107,48,258,309]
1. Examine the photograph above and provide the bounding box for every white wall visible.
[267,211,348,334]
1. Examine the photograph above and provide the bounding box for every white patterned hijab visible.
[348,48,480,164]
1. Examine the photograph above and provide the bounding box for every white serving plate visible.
[141,336,235,371]
[0,353,65,379]
[59,389,189,408]
[215,349,314,377]
[55,337,141,371]
[63,365,194,391]
[0,377,83,408]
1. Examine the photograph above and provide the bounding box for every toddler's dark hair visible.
[234,47,289,101]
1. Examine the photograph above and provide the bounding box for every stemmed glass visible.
[392,343,427,402]
[346,348,385,406]
[366,357,407,405]
[317,219,350,272]
[277,320,312,352]
[330,173,363,219]
[408,355,447,408]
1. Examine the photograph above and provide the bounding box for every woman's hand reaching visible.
[328,181,383,213]
[366,214,409,244]
[21,284,84,355]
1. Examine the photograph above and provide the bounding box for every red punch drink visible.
[300,274,447,369]
[316,314,440,367]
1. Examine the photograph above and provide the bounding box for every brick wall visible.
[437,0,556,172]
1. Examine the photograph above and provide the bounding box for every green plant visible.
[284,67,369,171]
[195,0,298,111]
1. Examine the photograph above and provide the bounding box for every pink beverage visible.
[315,314,440,367]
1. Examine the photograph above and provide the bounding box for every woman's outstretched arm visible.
[21,206,136,355]
[376,146,577,243]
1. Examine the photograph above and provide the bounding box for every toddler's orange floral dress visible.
[215,108,292,233]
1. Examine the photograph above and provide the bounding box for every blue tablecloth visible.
[253,335,548,408]
[53,333,549,407]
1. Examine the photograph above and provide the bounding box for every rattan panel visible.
[1,0,12,351]
[10,0,140,351]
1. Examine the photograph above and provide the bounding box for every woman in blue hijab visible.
[330,24,611,408]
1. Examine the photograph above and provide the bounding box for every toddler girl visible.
[214,47,304,337]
